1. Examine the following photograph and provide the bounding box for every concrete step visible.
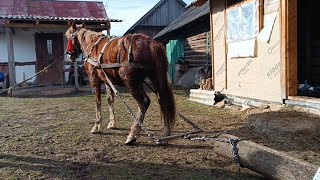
[189,89,215,106]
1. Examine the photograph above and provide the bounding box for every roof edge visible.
[124,0,187,35]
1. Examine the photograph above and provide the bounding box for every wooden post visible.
[214,134,318,180]
[224,0,228,90]
[280,0,288,101]
[209,0,215,89]
[6,27,16,88]
[287,0,298,96]
[73,61,79,90]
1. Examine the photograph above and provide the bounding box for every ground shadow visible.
[0,154,264,179]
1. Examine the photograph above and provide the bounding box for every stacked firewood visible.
[199,78,214,90]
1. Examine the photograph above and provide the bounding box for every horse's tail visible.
[149,41,176,131]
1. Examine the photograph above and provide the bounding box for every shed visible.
[124,0,187,38]
[154,2,211,84]
[0,0,121,88]
[191,0,320,108]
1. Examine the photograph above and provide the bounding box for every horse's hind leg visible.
[91,81,103,134]
[105,84,116,130]
[125,84,150,145]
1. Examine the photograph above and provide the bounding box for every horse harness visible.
[82,34,151,70]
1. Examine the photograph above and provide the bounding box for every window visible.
[227,1,259,43]
[226,0,259,58]
[47,39,53,63]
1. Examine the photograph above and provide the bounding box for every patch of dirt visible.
[0,87,319,179]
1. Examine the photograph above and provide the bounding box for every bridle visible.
[66,29,82,61]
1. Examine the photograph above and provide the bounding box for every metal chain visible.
[228,139,242,172]
[184,134,242,172]
[116,93,160,143]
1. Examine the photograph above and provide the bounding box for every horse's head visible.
[65,22,84,62]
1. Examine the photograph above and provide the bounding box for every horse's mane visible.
[78,29,104,45]
[65,27,104,45]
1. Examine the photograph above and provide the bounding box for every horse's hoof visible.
[91,131,100,134]
[91,126,101,134]
[156,140,169,146]
[107,123,116,130]
[124,137,137,145]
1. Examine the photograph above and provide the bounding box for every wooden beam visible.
[214,134,319,180]
[15,61,36,66]
[287,0,298,96]
[259,0,264,31]
[224,0,228,90]
[6,27,16,88]
[280,0,288,101]
[209,0,215,88]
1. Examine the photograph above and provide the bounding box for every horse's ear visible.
[71,21,76,30]
[81,22,85,28]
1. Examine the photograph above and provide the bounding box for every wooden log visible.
[185,44,206,49]
[185,47,207,53]
[186,33,207,41]
[185,54,207,59]
[186,39,207,45]
[213,134,319,180]
[185,60,208,64]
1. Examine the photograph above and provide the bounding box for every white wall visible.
[0,27,72,84]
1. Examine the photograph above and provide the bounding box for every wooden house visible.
[187,0,320,108]
[154,2,211,84]
[0,0,121,87]
[124,0,187,38]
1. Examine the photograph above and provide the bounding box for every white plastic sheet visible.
[227,1,259,43]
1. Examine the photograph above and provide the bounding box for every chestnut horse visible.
[65,22,175,145]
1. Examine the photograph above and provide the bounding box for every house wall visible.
[0,27,71,84]
[212,0,282,103]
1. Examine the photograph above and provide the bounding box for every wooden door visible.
[35,33,64,85]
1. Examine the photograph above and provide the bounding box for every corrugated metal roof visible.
[124,0,187,35]
[154,1,209,39]
[0,0,122,26]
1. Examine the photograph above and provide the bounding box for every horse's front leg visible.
[91,81,102,134]
[105,84,116,130]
